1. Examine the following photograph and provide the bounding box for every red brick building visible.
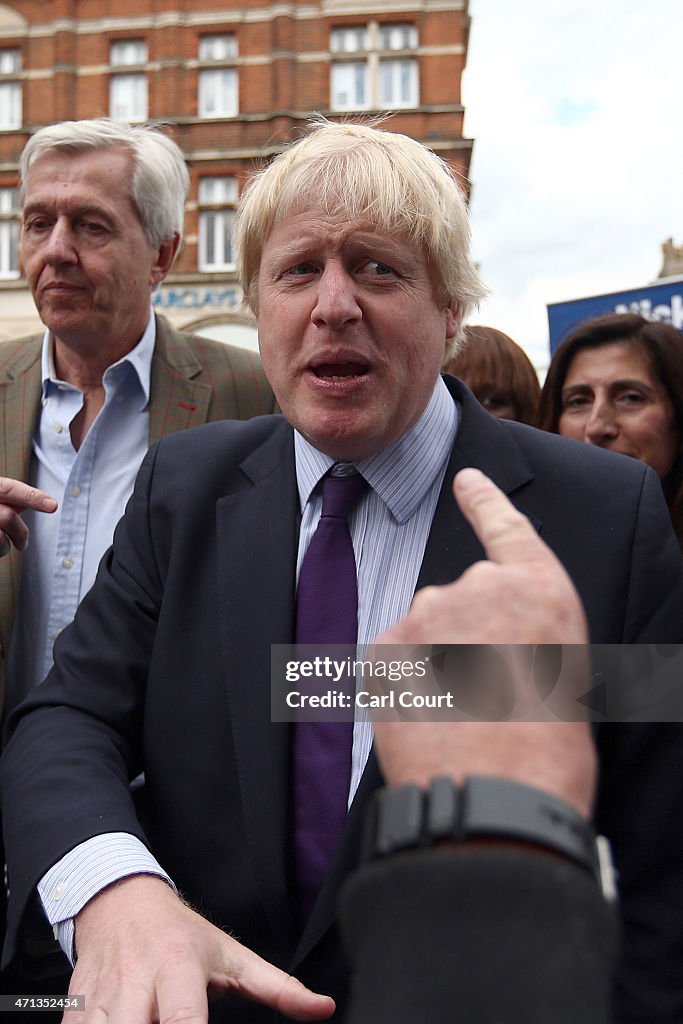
[0,0,473,344]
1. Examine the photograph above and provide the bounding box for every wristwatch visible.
[365,775,617,900]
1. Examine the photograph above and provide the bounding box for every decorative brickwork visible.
[0,0,473,340]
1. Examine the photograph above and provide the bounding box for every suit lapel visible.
[0,339,41,482]
[417,375,538,590]
[216,422,300,944]
[0,339,43,692]
[148,316,214,444]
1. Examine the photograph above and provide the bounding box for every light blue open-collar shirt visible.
[7,311,155,706]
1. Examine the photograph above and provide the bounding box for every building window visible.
[378,24,418,51]
[110,40,147,66]
[0,82,21,129]
[0,187,19,279]
[199,34,237,62]
[198,177,238,271]
[0,49,22,129]
[109,42,148,121]
[0,49,21,74]
[330,26,367,53]
[110,75,148,121]
[330,62,367,110]
[198,69,238,117]
[198,35,238,118]
[380,59,419,107]
[330,22,418,112]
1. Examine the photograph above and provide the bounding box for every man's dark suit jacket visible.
[3,376,683,1022]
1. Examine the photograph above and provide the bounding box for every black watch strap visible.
[366,775,616,899]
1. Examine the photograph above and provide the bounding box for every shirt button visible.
[62,557,74,569]
[70,486,81,497]
[54,422,63,434]
[53,883,65,901]
[42,398,48,407]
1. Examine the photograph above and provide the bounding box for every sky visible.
[462,0,683,372]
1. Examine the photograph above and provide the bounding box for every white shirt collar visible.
[294,375,459,523]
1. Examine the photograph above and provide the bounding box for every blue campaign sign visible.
[547,278,683,354]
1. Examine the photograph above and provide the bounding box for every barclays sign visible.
[153,286,241,310]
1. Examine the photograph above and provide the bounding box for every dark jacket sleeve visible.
[591,466,683,1023]
[0,440,166,966]
[340,848,618,1024]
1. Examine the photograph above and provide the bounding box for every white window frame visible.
[198,68,238,118]
[0,81,21,129]
[330,61,368,111]
[378,24,418,51]
[0,49,21,74]
[379,58,419,108]
[109,74,148,121]
[330,26,367,53]
[110,40,147,66]
[198,177,238,271]
[199,34,237,62]
[0,187,19,279]
[330,22,419,112]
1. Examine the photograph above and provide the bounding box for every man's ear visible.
[445,302,461,342]
[150,232,181,287]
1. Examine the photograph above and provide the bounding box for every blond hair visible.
[235,119,486,353]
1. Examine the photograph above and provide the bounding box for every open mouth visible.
[312,362,369,381]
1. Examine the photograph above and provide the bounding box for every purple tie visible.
[293,469,366,919]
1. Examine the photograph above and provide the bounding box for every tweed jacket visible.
[0,313,275,712]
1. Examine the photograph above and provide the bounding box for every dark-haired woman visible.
[538,313,683,547]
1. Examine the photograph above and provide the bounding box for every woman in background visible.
[444,325,540,425]
[537,312,683,548]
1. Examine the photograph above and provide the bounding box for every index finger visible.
[222,938,335,1021]
[0,477,58,513]
[453,468,557,567]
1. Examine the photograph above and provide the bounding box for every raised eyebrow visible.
[266,241,318,264]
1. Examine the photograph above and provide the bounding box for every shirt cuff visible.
[37,833,174,964]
